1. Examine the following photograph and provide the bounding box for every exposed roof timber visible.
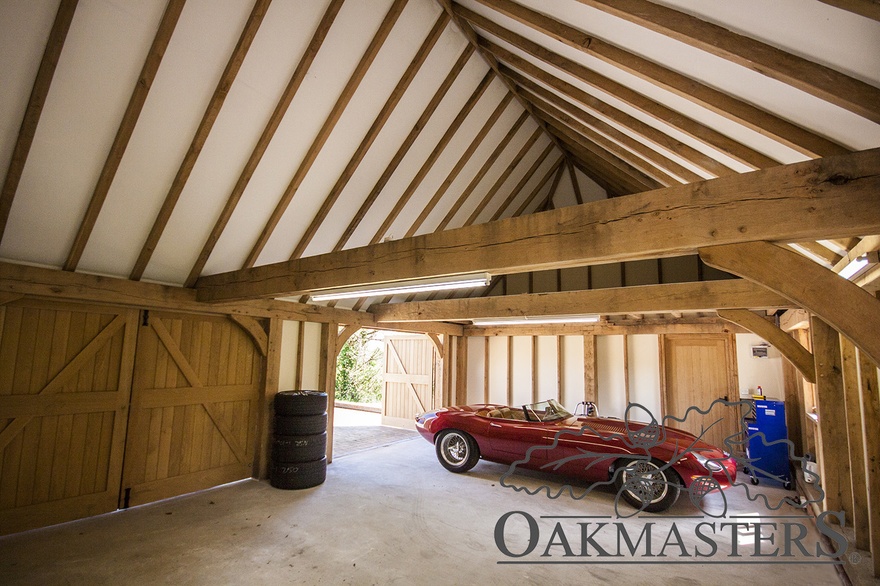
[527,91,679,186]
[833,235,880,272]
[524,160,565,214]
[568,160,620,199]
[131,0,272,281]
[0,0,78,245]
[405,91,515,237]
[818,0,880,21]
[184,0,345,287]
[195,148,880,302]
[793,240,843,266]
[437,0,572,159]
[0,261,462,335]
[700,241,880,366]
[498,157,565,219]
[453,3,778,170]
[64,0,186,272]
[290,11,451,260]
[475,0,848,158]
[545,119,655,193]
[434,110,529,231]
[487,147,559,221]
[370,280,791,321]
[463,128,547,225]
[566,160,583,204]
[370,70,496,244]
[334,44,476,252]
[486,43,733,178]
[244,0,409,269]
[504,66,702,183]
[576,0,880,124]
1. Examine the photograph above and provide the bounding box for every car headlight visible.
[692,451,725,473]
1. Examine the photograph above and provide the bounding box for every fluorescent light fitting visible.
[310,273,491,302]
[472,314,600,326]
[839,255,869,279]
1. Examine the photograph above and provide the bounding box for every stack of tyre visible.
[270,390,328,490]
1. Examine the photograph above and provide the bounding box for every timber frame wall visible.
[2,262,880,577]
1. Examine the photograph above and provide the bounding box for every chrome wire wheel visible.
[435,429,479,473]
[439,431,469,466]
[614,457,680,512]
[621,460,668,504]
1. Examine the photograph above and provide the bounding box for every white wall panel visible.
[735,333,785,400]
[628,335,661,420]
[536,336,558,402]
[597,335,626,418]
[466,337,485,404]
[301,321,323,390]
[511,336,533,407]
[488,336,508,405]
[561,335,585,411]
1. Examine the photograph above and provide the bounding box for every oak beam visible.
[370,70,495,244]
[0,0,78,244]
[818,0,880,21]
[64,0,186,271]
[184,0,344,286]
[700,240,880,366]
[510,68,699,182]
[811,316,853,517]
[290,11,450,259]
[334,45,475,252]
[405,91,514,237]
[483,140,555,222]
[840,337,870,550]
[196,148,880,303]
[858,350,880,578]
[371,280,789,322]
[434,111,529,232]
[465,318,743,337]
[244,0,408,268]
[455,3,776,169]
[716,309,816,383]
[478,0,847,158]
[0,261,462,336]
[485,41,732,178]
[576,0,880,123]
[130,0,271,280]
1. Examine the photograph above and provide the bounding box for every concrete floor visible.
[0,435,851,585]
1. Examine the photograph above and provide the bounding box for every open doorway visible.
[331,329,420,459]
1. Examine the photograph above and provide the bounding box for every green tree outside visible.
[335,329,383,404]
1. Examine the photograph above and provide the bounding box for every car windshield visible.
[523,399,572,422]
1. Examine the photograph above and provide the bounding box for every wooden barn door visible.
[121,311,263,508]
[382,335,436,429]
[663,335,740,451]
[0,299,138,535]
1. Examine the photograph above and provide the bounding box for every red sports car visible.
[415,399,737,513]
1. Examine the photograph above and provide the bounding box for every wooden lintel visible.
[701,241,880,367]
[0,261,462,335]
[716,308,816,383]
[464,318,742,337]
[371,280,790,322]
[196,148,880,303]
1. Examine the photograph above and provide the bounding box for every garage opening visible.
[331,329,421,459]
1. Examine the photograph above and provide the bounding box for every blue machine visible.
[744,399,792,489]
